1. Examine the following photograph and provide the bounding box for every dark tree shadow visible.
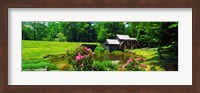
[146,52,178,71]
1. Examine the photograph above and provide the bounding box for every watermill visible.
[105,34,137,52]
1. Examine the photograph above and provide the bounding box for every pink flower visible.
[127,59,132,63]
[140,64,147,68]
[136,57,143,61]
[87,48,91,51]
[83,47,91,51]
[76,53,85,61]
[127,58,134,63]
[81,64,84,67]
[83,47,87,50]
[90,52,95,55]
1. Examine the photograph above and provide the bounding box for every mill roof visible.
[106,39,120,45]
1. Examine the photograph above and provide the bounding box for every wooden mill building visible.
[105,34,137,52]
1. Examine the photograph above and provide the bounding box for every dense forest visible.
[22,22,178,57]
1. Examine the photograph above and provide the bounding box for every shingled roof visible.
[105,39,120,45]
[116,34,137,40]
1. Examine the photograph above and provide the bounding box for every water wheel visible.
[130,41,135,48]
[119,41,127,50]
[126,41,131,49]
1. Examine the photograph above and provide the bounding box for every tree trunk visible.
[158,46,163,59]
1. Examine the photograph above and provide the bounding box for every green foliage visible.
[133,22,178,57]
[22,59,58,70]
[22,22,97,42]
[92,61,117,71]
[126,22,139,37]
[150,66,165,71]
[55,33,66,42]
[42,37,48,41]
[94,45,106,53]
[63,22,97,42]
[22,22,47,40]
[123,49,131,53]
[111,50,123,54]
[168,23,178,28]
[95,22,126,42]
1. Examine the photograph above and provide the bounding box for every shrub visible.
[122,57,147,71]
[55,33,66,42]
[66,45,95,71]
[94,46,105,53]
[93,61,117,71]
[47,36,54,41]
[66,45,118,71]
[42,37,48,41]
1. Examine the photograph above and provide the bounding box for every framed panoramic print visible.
[0,0,199,93]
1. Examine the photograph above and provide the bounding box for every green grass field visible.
[22,40,99,59]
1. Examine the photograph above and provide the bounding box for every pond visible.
[44,52,134,70]
[94,52,133,63]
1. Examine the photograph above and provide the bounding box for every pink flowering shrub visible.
[66,45,95,71]
[122,57,147,71]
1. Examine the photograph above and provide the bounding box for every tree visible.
[126,22,138,37]
[22,22,47,40]
[95,22,125,42]
[133,22,178,58]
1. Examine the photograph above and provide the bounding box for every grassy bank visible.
[130,49,178,71]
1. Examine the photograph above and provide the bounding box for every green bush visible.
[42,37,48,41]
[22,59,58,70]
[94,46,105,53]
[66,45,117,71]
[47,36,54,41]
[55,33,66,42]
[122,57,147,71]
[92,61,117,71]
[66,45,95,71]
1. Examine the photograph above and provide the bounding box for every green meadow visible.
[22,40,99,59]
